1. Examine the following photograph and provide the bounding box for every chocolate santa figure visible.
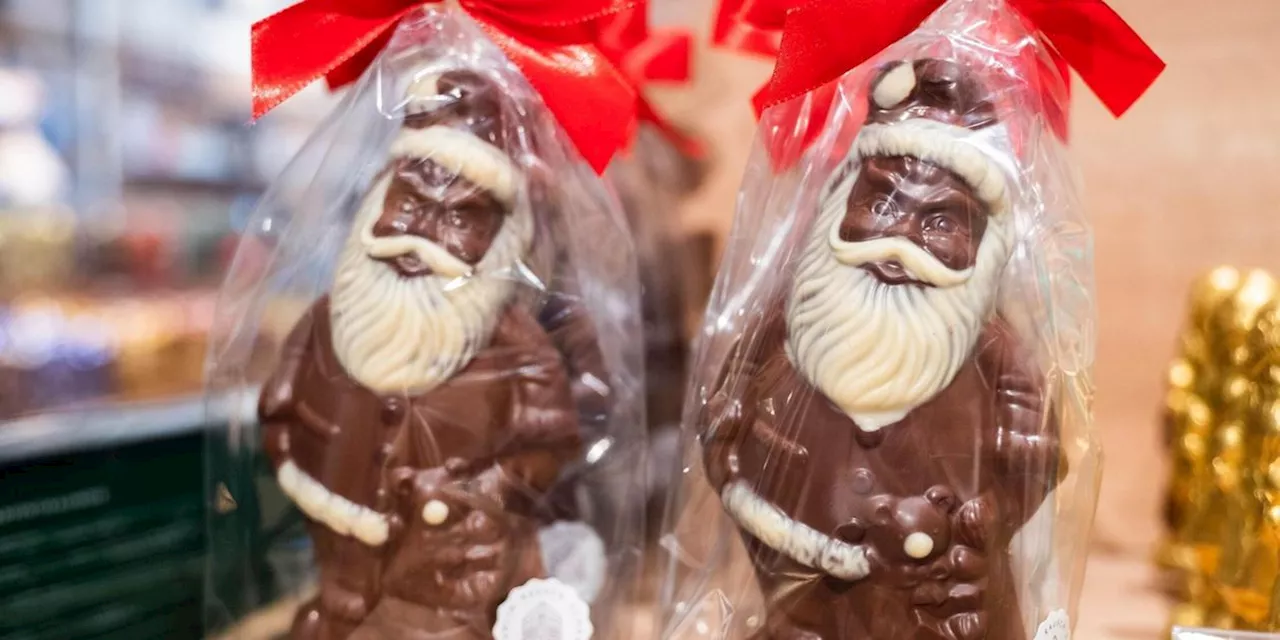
[258,70,585,640]
[700,59,1061,640]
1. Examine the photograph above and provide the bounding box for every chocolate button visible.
[381,397,406,425]
[904,532,935,559]
[422,499,450,526]
[851,469,875,494]
[376,443,394,462]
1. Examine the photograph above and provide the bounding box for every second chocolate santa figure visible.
[258,71,594,640]
[700,59,1061,640]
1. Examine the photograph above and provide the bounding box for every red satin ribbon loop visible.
[596,3,703,156]
[713,0,1165,163]
[252,0,640,173]
[462,0,633,30]
[713,0,781,57]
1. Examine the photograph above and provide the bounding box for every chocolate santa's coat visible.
[701,313,1060,640]
[260,296,581,638]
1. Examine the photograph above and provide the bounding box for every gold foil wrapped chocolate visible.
[1164,267,1280,631]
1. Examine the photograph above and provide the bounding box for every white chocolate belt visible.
[277,460,390,546]
[721,480,871,581]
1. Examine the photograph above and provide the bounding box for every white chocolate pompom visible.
[422,499,450,526]
[873,61,916,109]
[903,532,935,559]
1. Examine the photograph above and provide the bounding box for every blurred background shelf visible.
[0,391,255,465]
[0,2,323,637]
[0,0,331,422]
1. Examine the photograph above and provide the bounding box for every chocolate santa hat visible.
[854,58,1014,216]
[389,70,522,207]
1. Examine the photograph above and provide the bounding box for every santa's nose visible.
[840,213,925,247]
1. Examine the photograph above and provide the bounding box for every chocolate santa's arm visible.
[526,158,614,429]
[978,317,1064,528]
[539,295,612,427]
[257,303,318,470]
[490,304,584,498]
[386,306,580,527]
[699,316,783,490]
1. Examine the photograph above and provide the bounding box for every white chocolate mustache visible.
[360,215,475,279]
[827,221,972,288]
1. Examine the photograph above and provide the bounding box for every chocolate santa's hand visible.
[499,307,580,449]
[260,421,291,470]
[941,612,988,640]
[864,489,956,567]
[537,295,614,428]
[392,466,508,546]
[380,463,525,615]
[477,306,583,499]
[902,500,993,638]
[257,378,294,471]
[511,401,576,443]
[976,320,1062,529]
[993,425,1059,480]
[394,467,467,524]
[700,387,757,489]
[951,497,992,552]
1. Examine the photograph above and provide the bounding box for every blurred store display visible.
[0,2,333,637]
[0,0,334,420]
[0,69,68,207]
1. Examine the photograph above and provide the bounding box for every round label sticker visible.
[493,578,593,640]
[538,521,606,603]
[1033,609,1070,640]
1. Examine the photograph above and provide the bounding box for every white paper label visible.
[493,578,593,640]
[538,521,606,603]
[1034,609,1070,640]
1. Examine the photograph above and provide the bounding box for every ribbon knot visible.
[715,0,1165,166]
[596,4,703,156]
[252,0,641,173]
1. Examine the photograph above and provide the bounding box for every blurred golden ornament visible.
[1163,271,1245,561]
[1162,270,1280,631]
[1162,268,1277,625]
[1214,299,1277,628]
[0,208,76,296]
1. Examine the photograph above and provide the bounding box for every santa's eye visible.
[446,210,469,229]
[871,199,895,218]
[924,212,959,234]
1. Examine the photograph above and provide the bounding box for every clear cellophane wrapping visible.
[607,125,709,533]
[204,6,646,638]
[657,1,1098,638]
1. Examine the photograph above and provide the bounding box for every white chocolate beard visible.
[786,169,1013,431]
[330,174,533,395]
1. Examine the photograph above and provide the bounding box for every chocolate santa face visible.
[348,74,525,285]
[788,58,1015,429]
[373,158,509,277]
[839,155,990,285]
[327,75,531,395]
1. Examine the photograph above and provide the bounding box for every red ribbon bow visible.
[715,0,1165,167]
[595,4,704,157]
[251,0,641,173]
